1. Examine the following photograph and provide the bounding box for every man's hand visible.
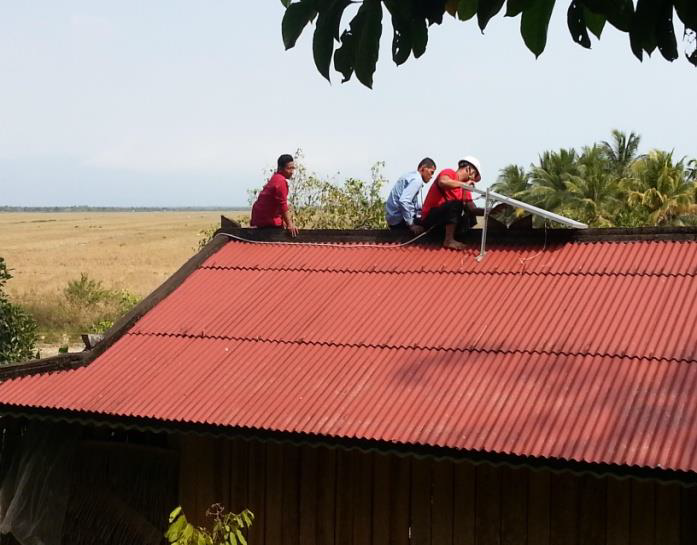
[409,224,425,235]
[282,209,299,237]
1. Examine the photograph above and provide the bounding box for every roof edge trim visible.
[0,233,229,381]
[2,407,696,486]
[218,222,697,246]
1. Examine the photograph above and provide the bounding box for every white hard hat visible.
[461,156,482,181]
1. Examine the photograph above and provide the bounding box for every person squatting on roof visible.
[250,154,299,237]
[420,157,484,250]
[385,158,437,235]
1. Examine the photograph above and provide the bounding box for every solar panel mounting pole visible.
[476,188,491,262]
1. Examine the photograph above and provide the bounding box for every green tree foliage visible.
[494,130,697,228]
[166,504,254,545]
[491,165,530,224]
[601,129,643,177]
[62,274,139,334]
[0,257,38,364]
[687,159,697,181]
[565,145,623,226]
[280,0,697,87]
[519,148,580,213]
[622,150,697,225]
[249,150,387,229]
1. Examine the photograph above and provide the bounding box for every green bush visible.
[18,274,141,344]
[0,257,38,364]
[166,504,254,545]
[248,150,387,230]
[62,274,139,335]
[64,273,109,306]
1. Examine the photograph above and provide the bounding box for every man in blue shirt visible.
[385,157,437,234]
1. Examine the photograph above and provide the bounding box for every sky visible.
[0,1,695,207]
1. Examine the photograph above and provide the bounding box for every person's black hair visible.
[418,157,436,170]
[457,159,470,170]
[277,154,294,170]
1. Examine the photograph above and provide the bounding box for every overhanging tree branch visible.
[281,0,697,87]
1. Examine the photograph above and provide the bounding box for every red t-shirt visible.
[421,168,472,220]
[250,173,290,227]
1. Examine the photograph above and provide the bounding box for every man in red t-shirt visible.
[250,154,299,237]
[421,157,483,250]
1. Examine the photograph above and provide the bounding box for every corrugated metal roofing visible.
[1,239,697,472]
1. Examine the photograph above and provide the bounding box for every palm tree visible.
[564,145,621,226]
[518,148,580,213]
[622,150,697,226]
[492,165,530,197]
[491,165,530,224]
[688,159,697,182]
[601,129,642,177]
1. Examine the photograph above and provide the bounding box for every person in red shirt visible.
[421,157,484,250]
[250,154,299,237]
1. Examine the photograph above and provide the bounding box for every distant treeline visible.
[0,206,249,212]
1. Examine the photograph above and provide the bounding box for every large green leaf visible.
[567,1,591,48]
[580,0,633,32]
[458,0,478,21]
[655,0,678,61]
[312,0,351,80]
[353,0,383,88]
[583,7,605,39]
[169,507,183,523]
[334,28,356,82]
[280,0,291,7]
[688,50,697,68]
[505,0,532,17]
[674,0,697,30]
[416,0,447,24]
[282,0,318,50]
[165,515,188,542]
[390,13,412,65]
[521,0,556,57]
[477,0,505,30]
[386,1,413,65]
[411,17,428,57]
[632,0,659,57]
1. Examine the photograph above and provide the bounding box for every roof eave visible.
[2,406,695,487]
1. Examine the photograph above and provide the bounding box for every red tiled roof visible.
[1,238,697,472]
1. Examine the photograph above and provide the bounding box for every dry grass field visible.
[1,211,248,348]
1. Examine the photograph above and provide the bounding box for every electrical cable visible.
[214,227,434,248]
[518,220,549,266]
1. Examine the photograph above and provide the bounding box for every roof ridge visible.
[198,264,697,278]
[127,331,695,365]
[219,225,697,245]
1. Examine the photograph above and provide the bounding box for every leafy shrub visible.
[61,274,139,335]
[64,273,109,306]
[0,257,38,364]
[248,150,387,230]
[197,225,218,251]
[166,504,254,545]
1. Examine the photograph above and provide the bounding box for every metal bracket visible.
[476,188,492,262]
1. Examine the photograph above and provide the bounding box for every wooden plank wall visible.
[179,437,697,545]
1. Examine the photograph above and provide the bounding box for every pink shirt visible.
[250,173,289,227]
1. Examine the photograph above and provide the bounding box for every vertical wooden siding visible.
[179,437,697,545]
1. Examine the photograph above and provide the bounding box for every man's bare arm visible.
[282,210,299,237]
[437,176,468,190]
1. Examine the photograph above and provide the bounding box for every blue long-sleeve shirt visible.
[385,171,423,226]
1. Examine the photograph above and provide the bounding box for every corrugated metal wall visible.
[179,436,697,545]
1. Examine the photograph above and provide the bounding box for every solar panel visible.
[469,185,588,261]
